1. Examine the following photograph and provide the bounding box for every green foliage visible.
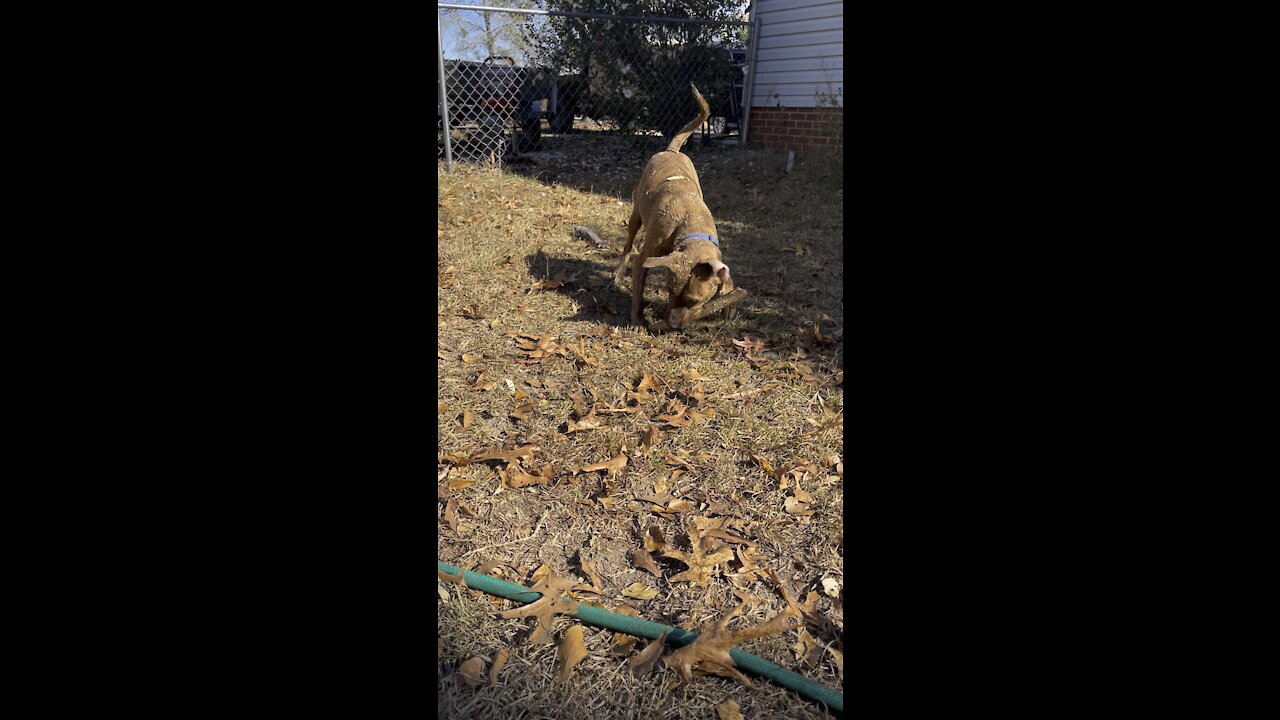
[526,1,748,137]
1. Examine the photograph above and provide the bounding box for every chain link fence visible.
[438,3,755,172]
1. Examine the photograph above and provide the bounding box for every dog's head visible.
[643,247,733,330]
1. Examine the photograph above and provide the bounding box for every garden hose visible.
[438,560,843,713]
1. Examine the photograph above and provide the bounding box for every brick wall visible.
[747,107,843,154]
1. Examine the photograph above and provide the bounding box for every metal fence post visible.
[437,18,454,174]
[739,15,761,147]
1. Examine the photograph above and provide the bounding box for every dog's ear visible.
[642,254,677,269]
[711,260,733,292]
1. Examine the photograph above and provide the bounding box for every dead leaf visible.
[627,631,668,677]
[750,453,778,477]
[444,499,459,531]
[822,577,841,597]
[715,699,745,720]
[458,656,485,687]
[644,525,667,553]
[460,410,473,430]
[568,391,587,417]
[632,547,662,577]
[461,353,480,364]
[439,567,468,587]
[681,368,707,382]
[621,582,659,600]
[638,426,661,455]
[663,520,737,587]
[665,453,694,470]
[467,373,496,392]
[530,563,552,586]
[577,553,606,593]
[636,372,662,392]
[656,404,691,428]
[829,647,844,682]
[686,381,707,405]
[612,633,637,656]
[663,599,798,687]
[794,626,824,667]
[499,573,580,645]
[471,445,538,464]
[507,463,553,488]
[438,403,449,414]
[489,649,509,687]
[568,338,598,366]
[555,625,589,683]
[566,415,605,432]
[572,451,628,476]
[784,493,815,516]
[509,402,537,421]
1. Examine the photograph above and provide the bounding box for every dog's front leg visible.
[630,261,649,328]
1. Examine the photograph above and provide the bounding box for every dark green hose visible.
[438,560,843,712]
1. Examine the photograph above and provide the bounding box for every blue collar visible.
[677,233,718,247]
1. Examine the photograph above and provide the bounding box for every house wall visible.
[747,0,843,152]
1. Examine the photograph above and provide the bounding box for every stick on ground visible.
[647,289,749,334]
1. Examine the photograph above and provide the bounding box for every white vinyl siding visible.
[749,0,844,109]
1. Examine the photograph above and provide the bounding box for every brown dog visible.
[618,84,733,330]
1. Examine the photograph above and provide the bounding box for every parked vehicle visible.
[438,56,555,155]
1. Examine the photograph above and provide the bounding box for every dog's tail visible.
[667,84,710,154]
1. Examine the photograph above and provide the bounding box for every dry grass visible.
[438,132,843,720]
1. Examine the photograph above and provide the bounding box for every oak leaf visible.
[663,599,798,687]
[663,521,737,587]
[499,573,580,645]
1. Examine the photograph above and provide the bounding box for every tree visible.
[440,2,540,63]
[524,1,749,137]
